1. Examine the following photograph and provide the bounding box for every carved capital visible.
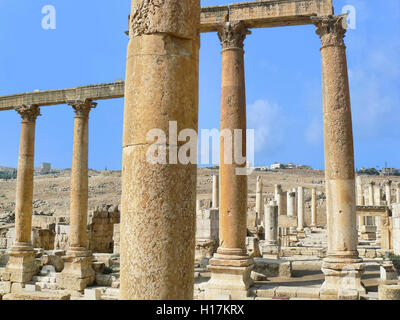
[15,105,41,122]
[217,21,251,50]
[68,99,97,118]
[313,15,347,48]
[385,180,392,187]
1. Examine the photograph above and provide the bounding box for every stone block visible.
[0,281,11,294]
[251,271,268,281]
[2,291,70,300]
[254,285,277,298]
[0,253,9,266]
[40,255,64,272]
[379,284,400,300]
[11,282,25,293]
[338,288,360,300]
[361,225,377,233]
[296,287,320,299]
[253,258,292,278]
[95,274,113,286]
[84,288,101,300]
[92,262,106,274]
[365,250,377,259]
[276,286,297,298]
[24,284,41,292]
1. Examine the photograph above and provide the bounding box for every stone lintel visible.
[201,0,333,33]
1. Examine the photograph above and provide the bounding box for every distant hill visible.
[0,166,15,172]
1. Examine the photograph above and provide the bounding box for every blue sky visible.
[0,0,399,171]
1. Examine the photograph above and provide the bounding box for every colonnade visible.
[6,100,96,290]
[5,3,362,300]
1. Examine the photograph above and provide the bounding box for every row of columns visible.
[358,179,398,207]
[6,100,96,291]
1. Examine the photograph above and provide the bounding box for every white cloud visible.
[247,99,287,154]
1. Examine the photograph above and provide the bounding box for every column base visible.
[6,243,38,283]
[320,256,366,300]
[204,248,254,300]
[59,248,95,292]
[260,242,279,259]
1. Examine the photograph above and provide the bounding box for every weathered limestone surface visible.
[212,175,219,208]
[379,284,400,300]
[264,202,278,246]
[206,21,253,300]
[87,205,120,253]
[0,82,125,111]
[255,176,264,225]
[396,183,400,204]
[6,105,41,283]
[311,187,317,227]
[60,100,96,291]
[297,186,304,231]
[392,204,400,255]
[368,182,374,206]
[201,0,333,32]
[287,191,295,215]
[120,0,200,300]
[385,180,392,206]
[195,209,219,261]
[314,15,365,299]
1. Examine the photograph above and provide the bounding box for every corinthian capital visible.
[217,21,251,50]
[313,15,347,48]
[68,99,97,117]
[15,105,41,122]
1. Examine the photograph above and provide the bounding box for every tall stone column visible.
[264,201,278,246]
[120,0,200,300]
[206,21,253,300]
[60,99,96,291]
[374,184,382,206]
[255,176,264,226]
[368,182,374,206]
[297,186,304,232]
[287,190,296,217]
[311,188,317,228]
[212,174,219,208]
[356,176,365,228]
[356,176,364,206]
[274,184,284,215]
[6,105,41,283]
[287,190,297,233]
[385,180,392,206]
[314,15,365,299]
[397,183,400,204]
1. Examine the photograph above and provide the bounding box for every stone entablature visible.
[201,0,333,32]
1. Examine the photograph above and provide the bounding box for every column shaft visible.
[60,100,96,292]
[6,105,41,283]
[314,15,365,298]
[297,186,304,231]
[212,174,219,208]
[255,176,264,226]
[311,188,317,227]
[368,182,374,206]
[219,45,248,251]
[15,114,37,245]
[287,191,296,217]
[385,181,392,206]
[265,202,278,245]
[120,0,200,300]
[206,21,253,300]
[69,103,93,250]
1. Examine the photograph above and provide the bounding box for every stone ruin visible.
[0,0,399,301]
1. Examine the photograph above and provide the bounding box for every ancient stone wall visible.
[87,205,120,253]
